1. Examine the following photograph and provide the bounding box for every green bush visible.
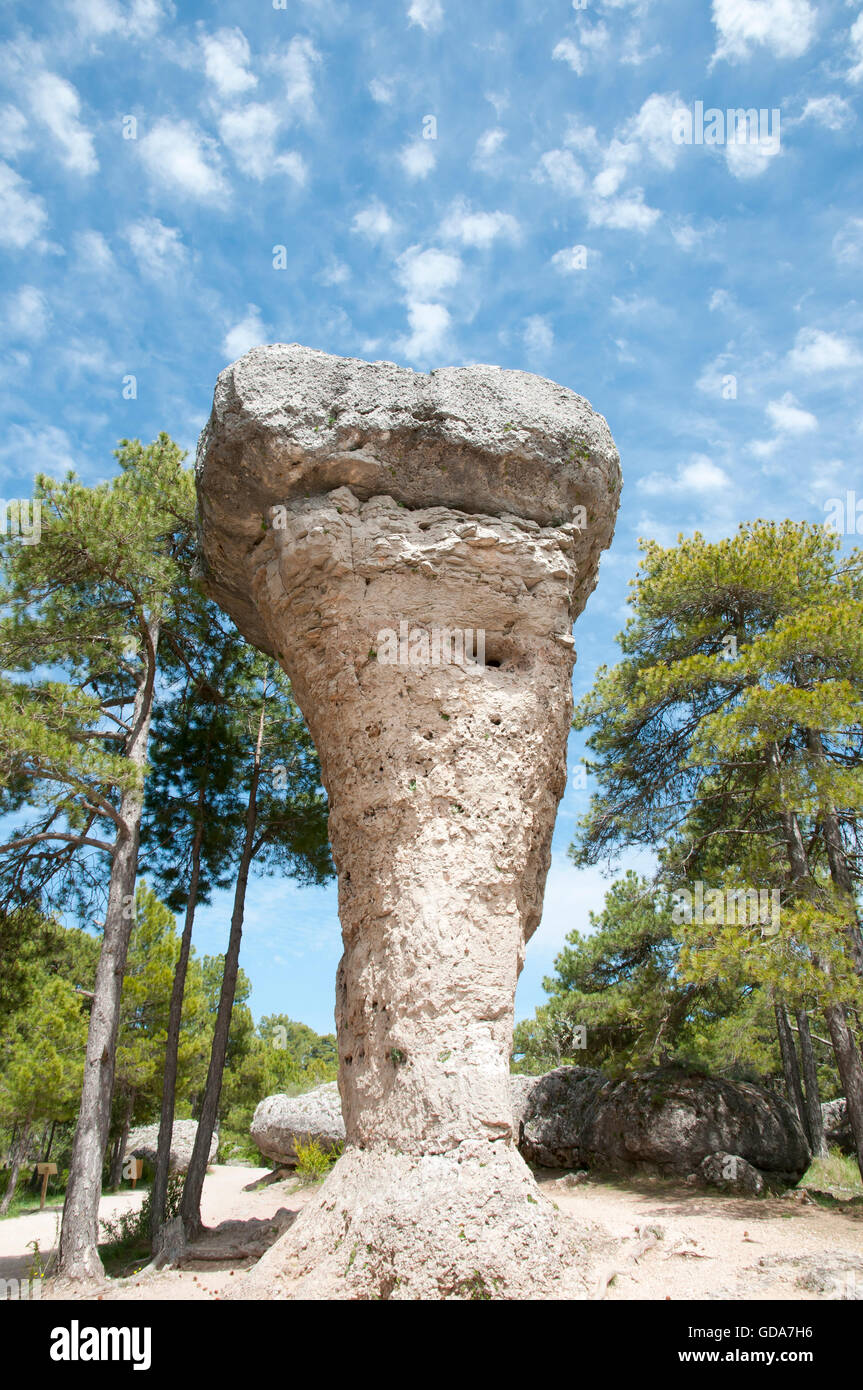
[294,1136,342,1183]
[99,1174,185,1266]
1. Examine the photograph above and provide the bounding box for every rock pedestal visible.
[196,344,620,1298]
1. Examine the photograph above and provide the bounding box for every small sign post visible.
[35,1162,58,1210]
[122,1157,144,1189]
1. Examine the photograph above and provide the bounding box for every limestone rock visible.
[251,1085,345,1164]
[196,345,621,1299]
[515,1066,810,1182]
[516,1067,604,1168]
[197,344,621,659]
[822,1097,854,1154]
[124,1120,218,1174]
[698,1151,765,1195]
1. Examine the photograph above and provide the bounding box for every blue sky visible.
[2,0,862,1036]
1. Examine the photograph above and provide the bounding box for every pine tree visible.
[572,521,863,1175]
[177,660,332,1240]
[0,974,88,1215]
[0,435,196,1274]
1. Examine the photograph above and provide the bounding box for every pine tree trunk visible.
[795,1010,827,1158]
[823,1002,863,1181]
[179,690,266,1240]
[109,1090,135,1189]
[150,811,204,1250]
[772,749,863,1182]
[0,1117,31,1216]
[774,998,809,1142]
[57,617,160,1279]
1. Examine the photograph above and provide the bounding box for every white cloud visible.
[440,200,519,246]
[319,260,350,286]
[849,13,863,84]
[0,423,78,476]
[611,293,659,316]
[399,140,436,179]
[0,105,29,159]
[553,38,585,74]
[580,21,610,50]
[832,217,863,265]
[400,301,450,361]
[3,285,50,341]
[620,92,682,170]
[71,0,124,34]
[619,31,664,65]
[474,127,506,162]
[639,454,731,494]
[0,163,48,250]
[748,437,780,459]
[396,246,462,298]
[352,200,394,241]
[788,328,863,372]
[722,117,778,179]
[524,315,554,355]
[407,0,443,31]
[795,95,854,130]
[710,0,817,65]
[139,119,227,200]
[708,288,734,311]
[223,306,267,360]
[268,36,321,121]
[27,72,97,175]
[75,229,114,270]
[588,188,660,231]
[564,121,601,155]
[672,219,709,252]
[124,217,187,278]
[766,391,817,434]
[551,244,593,272]
[553,22,608,73]
[369,78,394,104]
[536,148,586,194]
[71,0,169,39]
[218,103,306,183]
[202,28,257,98]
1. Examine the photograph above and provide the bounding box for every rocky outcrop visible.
[698,1152,765,1195]
[197,345,621,1299]
[251,1085,345,1163]
[822,1097,854,1155]
[514,1066,810,1183]
[124,1121,218,1174]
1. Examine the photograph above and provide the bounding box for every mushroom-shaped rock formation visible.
[196,344,621,1299]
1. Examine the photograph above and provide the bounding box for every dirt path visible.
[545,1172,863,1300]
[6,1164,861,1300]
[0,1166,305,1294]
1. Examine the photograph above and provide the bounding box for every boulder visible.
[251,1084,345,1164]
[698,1152,765,1196]
[124,1120,218,1174]
[515,1066,810,1182]
[513,1066,604,1168]
[822,1097,854,1155]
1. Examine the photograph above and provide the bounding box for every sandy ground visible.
[542,1172,863,1300]
[3,1164,860,1301]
